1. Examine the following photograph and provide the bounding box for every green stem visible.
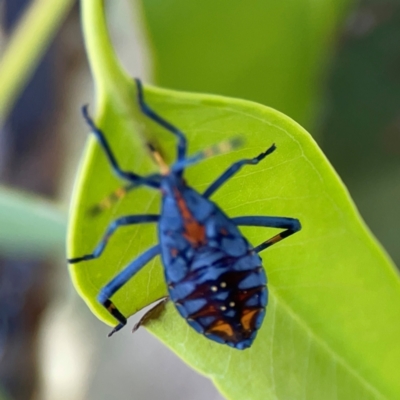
[0,0,75,123]
[0,186,66,256]
[81,0,130,106]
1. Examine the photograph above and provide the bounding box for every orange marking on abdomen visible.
[241,309,260,331]
[189,304,217,319]
[208,320,234,337]
[174,189,206,247]
[170,248,178,257]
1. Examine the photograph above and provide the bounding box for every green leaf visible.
[69,1,400,399]
[139,0,354,130]
[0,187,66,256]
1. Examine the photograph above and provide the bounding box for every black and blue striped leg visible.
[232,216,301,253]
[135,78,187,161]
[68,214,159,264]
[82,106,160,188]
[203,144,276,198]
[97,245,160,336]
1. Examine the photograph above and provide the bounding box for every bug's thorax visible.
[160,174,208,248]
[160,173,186,197]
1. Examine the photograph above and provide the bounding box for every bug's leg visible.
[132,296,169,333]
[82,106,160,188]
[68,214,159,263]
[232,216,301,253]
[135,78,187,162]
[203,144,276,198]
[98,245,160,336]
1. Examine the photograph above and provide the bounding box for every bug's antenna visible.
[172,137,243,172]
[147,143,170,175]
[88,183,136,216]
[88,172,163,217]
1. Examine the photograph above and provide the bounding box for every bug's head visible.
[148,138,244,194]
[147,143,171,176]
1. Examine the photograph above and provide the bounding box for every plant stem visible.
[0,0,75,123]
[81,0,130,107]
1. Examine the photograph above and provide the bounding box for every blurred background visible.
[0,0,399,399]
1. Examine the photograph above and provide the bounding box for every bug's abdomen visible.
[159,189,267,349]
[166,248,267,350]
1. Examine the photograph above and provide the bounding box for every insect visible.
[68,79,301,350]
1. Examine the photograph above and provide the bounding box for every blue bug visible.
[68,79,301,350]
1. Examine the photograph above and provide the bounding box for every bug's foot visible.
[67,254,95,264]
[255,143,276,162]
[108,322,126,337]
